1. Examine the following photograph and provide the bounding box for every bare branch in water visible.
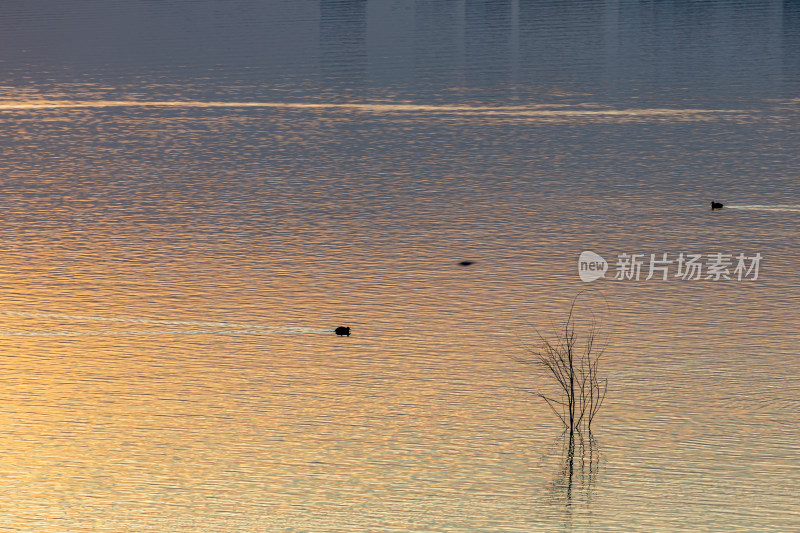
[512,294,609,435]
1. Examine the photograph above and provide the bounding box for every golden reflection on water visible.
[0,99,753,123]
[0,313,556,531]
[1,237,798,531]
[0,79,798,533]
[0,0,799,528]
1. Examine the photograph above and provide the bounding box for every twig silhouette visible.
[509,293,608,436]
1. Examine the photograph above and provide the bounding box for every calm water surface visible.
[0,1,799,531]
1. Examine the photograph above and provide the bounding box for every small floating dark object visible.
[710,201,724,210]
[335,326,351,337]
[459,261,475,266]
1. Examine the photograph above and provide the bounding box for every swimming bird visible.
[335,326,351,337]
[459,261,475,266]
[710,201,724,210]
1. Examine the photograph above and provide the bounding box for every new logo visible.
[578,251,608,282]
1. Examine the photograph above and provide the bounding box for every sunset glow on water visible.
[0,1,799,531]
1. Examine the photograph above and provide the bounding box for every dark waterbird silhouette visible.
[459,261,475,266]
[335,326,351,337]
[710,201,724,210]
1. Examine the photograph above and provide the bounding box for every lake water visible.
[1,1,799,531]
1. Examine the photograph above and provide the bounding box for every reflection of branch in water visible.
[547,430,600,508]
